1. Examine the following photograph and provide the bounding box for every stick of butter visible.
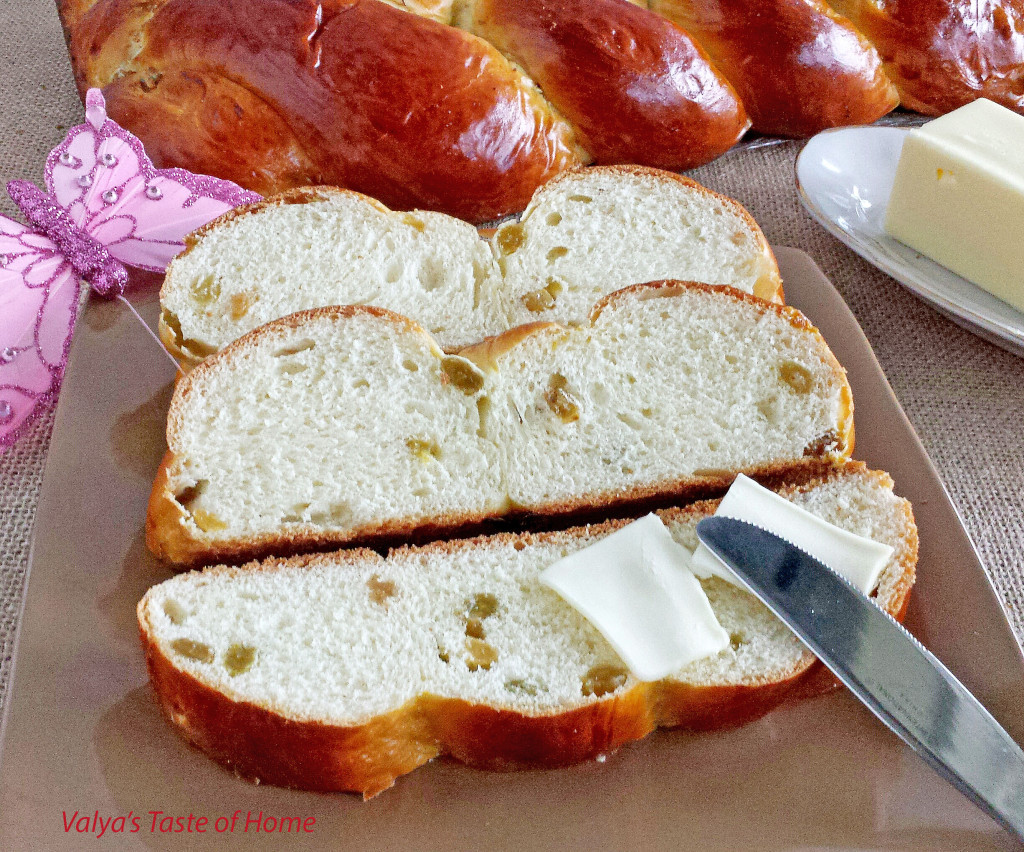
[884,98,1024,314]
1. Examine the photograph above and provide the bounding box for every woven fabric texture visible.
[1,0,1022,718]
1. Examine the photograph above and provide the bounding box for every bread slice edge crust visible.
[158,167,785,370]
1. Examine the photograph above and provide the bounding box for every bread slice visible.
[465,281,848,514]
[158,167,781,368]
[138,464,917,797]
[146,281,852,568]
[159,186,507,365]
[494,166,782,330]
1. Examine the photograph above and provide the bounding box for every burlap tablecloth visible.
[1,0,1023,718]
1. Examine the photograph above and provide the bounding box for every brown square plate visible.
[2,248,1022,850]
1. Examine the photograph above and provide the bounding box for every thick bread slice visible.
[158,167,781,368]
[495,166,783,330]
[138,464,917,797]
[160,187,506,365]
[147,281,852,568]
[149,304,506,567]
[464,281,852,514]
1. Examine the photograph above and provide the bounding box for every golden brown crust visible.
[457,321,565,372]
[650,0,898,136]
[62,0,583,223]
[469,0,751,169]
[140,464,917,795]
[146,453,842,570]
[59,0,1024,224]
[145,452,205,567]
[830,0,1024,116]
[147,283,851,568]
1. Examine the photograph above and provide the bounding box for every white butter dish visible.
[796,124,1024,357]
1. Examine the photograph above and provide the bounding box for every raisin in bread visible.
[146,281,852,567]
[139,464,916,797]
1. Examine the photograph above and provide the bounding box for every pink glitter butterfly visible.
[0,89,259,454]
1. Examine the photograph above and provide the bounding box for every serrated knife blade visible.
[696,515,1024,843]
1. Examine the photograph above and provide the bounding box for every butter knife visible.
[696,516,1024,842]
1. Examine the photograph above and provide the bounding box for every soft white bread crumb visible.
[494,166,782,329]
[138,465,916,794]
[148,282,851,567]
[163,306,503,541]
[160,187,506,361]
[482,282,848,510]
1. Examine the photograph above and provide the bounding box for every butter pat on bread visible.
[541,514,729,681]
[690,474,894,594]
[885,99,1024,314]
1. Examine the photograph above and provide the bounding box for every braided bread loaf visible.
[58,0,1024,222]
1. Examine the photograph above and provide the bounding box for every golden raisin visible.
[521,277,563,312]
[496,223,525,255]
[171,638,214,664]
[804,430,839,457]
[468,592,499,619]
[190,275,220,305]
[546,246,569,262]
[465,617,486,639]
[192,510,227,533]
[544,374,580,423]
[505,678,539,696]
[224,644,257,676]
[465,638,498,671]
[440,356,484,395]
[582,664,628,697]
[228,291,253,320]
[273,339,315,357]
[780,361,814,394]
[406,438,441,462]
[163,599,188,625]
[757,396,780,423]
[367,575,396,605]
[138,69,163,92]
[402,213,426,232]
[522,287,555,312]
[175,480,207,510]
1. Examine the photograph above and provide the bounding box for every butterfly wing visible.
[2,91,254,454]
[89,169,257,271]
[46,89,259,272]
[0,216,80,453]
